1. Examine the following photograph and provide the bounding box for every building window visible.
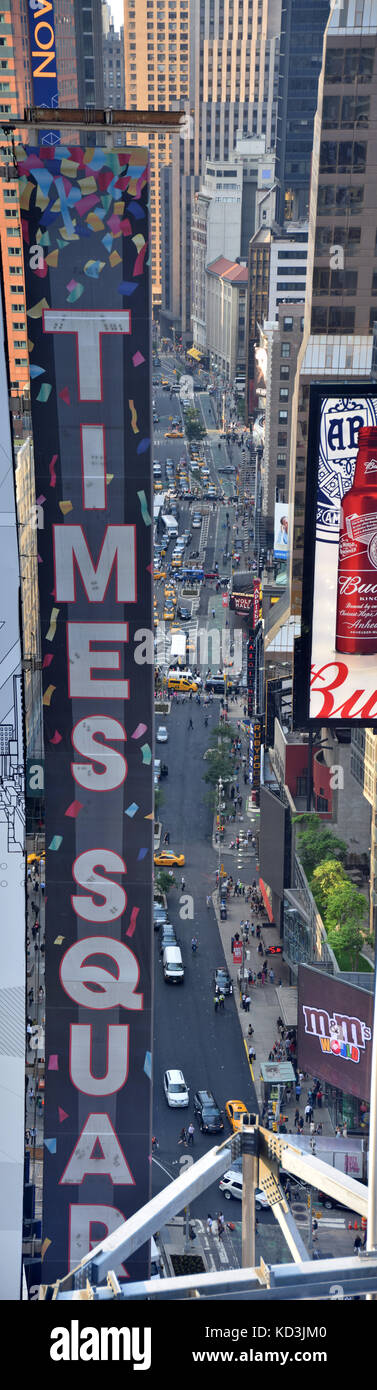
[283,317,293,331]
[278,432,287,446]
[279,410,288,423]
[281,342,291,358]
[280,366,289,380]
[279,388,289,401]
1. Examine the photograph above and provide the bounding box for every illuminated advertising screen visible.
[274,502,291,560]
[301,384,377,725]
[20,142,153,1286]
[229,590,253,616]
[297,965,373,1101]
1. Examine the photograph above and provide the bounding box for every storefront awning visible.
[187,346,202,361]
[276,985,298,1028]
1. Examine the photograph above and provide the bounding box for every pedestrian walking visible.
[317,1088,323,1110]
[295,1081,301,1101]
[217,1215,225,1238]
[269,968,274,984]
[354,1234,362,1254]
[187,1123,195,1145]
[214,994,219,1012]
[164,832,170,845]
[218,992,225,1010]
[294,1109,300,1127]
[181,876,185,892]
[206,1215,213,1234]
[178,1127,187,1146]
[151,1135,159,1151]
[188,717,193,729]
[305,1103,312,1123]
[244,995,250,1013]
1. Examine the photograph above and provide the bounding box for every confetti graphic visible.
[137,490,151,526]
[46,607,59,641]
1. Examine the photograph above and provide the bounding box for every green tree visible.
[154,870,176,897]
[310,859,345,917]
[185,407,206,440]
[325,880,367,970]
[295,814,347,879]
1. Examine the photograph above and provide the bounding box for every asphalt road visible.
[152,702,258,1222]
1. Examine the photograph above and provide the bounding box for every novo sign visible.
[21,143,153,1286]
[27,0,58,145]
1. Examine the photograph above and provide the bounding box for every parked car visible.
[163,1069,189,1108]
[193,1089,224,1133]
[214,967,233,996]
[156,725,168,743]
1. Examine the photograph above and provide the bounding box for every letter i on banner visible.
[20,140,153,1285]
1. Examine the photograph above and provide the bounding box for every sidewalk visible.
[211,884,335,1138]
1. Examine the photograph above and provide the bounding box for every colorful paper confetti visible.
[43,684,56,707]
[49,835,63,852]
[58,1107,69,1123]
[36,382,52,403]
[137,848,148,861]
[48,1055,58,1071]
[144,1051,152,1080]
[125,802,138,818]
[50,730,62,745]
[54,936,64,946]
[44,1138,57,1155]
[129,399,139,434]
[137,490,151,526]
[42,654,53,669]
[49,455,57,488]
[141,743,152,765]
[46,607,59,641]
[59,500,73,515]
[65,800,83,819]
[132,723,147,739]
[132,350,145,367]
[126,906,139,938]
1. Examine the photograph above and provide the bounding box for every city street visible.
[152,701,258,1231]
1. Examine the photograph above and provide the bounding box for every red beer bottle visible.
[336,425,377,653]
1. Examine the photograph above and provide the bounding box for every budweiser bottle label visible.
[336,426,377,653]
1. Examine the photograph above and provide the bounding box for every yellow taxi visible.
[154,568,166,581]
[161,378,169,386]
[154,849,185,868]
[171,556,182,569]
[167,673,198,693]
[154,480,163,493]
[225,1100,249,1133]
[164,584,176,599]
[165,430,184,439]
[164,605,175,621]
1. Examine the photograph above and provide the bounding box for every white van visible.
[163,945,184,984]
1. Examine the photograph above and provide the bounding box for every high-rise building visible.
[73,0,104,108]
[124,0,191,311]
[276,0,330,223]
[103,21,125,111]
[191,136,269,350]
[287,0,377,617]
[0,1,78,397]
[124,0,282,327]
[262,301,303,535]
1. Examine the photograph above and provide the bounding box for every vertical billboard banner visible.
[0,291,25,1300]
[20,142,153,1286]
[27,0,59,146]
[303,385,377,724]
[274,502,291,560]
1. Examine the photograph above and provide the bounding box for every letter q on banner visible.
[60,936,143,1011]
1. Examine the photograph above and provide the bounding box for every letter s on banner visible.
[72,848,126,921]
[71,716,127,793]
[60,936,143,1011]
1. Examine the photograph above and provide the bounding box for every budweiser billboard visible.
[298,965,373,1101]
[20,142,153,1285]
[300,384,377,725]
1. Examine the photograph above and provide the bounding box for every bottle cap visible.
[358,426,377,446]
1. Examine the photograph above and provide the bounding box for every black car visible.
[177,605,190,620]
[193,1090,224,1133]
[214,967,233,996]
